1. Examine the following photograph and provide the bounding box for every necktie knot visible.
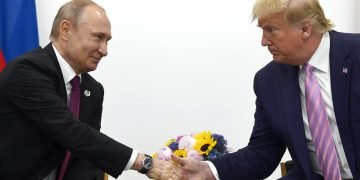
[70,76,80,89]
[303,63,315,74]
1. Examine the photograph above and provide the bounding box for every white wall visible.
[35,1,359,179]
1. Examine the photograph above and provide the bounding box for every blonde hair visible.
[50,0,104,40]
[252,0,333,33]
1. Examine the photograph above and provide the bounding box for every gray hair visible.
[50,0,104,40]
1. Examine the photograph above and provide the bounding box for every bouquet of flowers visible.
[154,131,232,161]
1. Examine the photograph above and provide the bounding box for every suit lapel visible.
[43,43,97,124]
[279,65,313,179]
[328,31,356,173]
[43,43,67,103]
[79,73,94,123]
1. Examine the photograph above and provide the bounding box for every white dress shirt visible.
[207,32,352,179]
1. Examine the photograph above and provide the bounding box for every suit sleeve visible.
[210,72,286,180]
[63,157,97,180]
[4,59,132,178]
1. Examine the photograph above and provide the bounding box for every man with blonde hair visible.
[0,0,177,180]
[171,0,359,179]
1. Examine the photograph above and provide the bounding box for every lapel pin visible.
[84,90,91,97]
[342,67,348,74]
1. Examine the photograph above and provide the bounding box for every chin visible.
[272,58,287,64]
[86,66,98,72]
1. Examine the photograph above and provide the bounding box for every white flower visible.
[157,146,172,161]
[178,135,196,150]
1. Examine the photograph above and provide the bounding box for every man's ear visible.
[58,20,72,41]
[300,21,313,39]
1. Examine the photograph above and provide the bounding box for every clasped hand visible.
[147,155,216,180]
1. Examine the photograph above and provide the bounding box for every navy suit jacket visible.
[0,44,133,180]
[211,31,360,180]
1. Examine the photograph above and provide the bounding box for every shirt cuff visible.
[124,149,138,170]
[205,161,220,180]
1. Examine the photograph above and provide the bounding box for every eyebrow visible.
[94,32,112,41]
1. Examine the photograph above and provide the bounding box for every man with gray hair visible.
[171,0,359,179]
[0,0,177,179]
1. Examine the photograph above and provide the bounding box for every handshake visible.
[143,153,216,180]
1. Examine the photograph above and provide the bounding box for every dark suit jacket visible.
[0,43,133,180]
[211,31,360,180]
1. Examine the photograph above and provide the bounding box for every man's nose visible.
[99,41,108,57]
[261,34,271,46]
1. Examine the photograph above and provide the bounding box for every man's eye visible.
[266,27,277,32]
[94,34,103,40]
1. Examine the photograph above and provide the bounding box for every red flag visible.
[0,50,5,71]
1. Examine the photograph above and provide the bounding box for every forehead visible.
[258,12,287,27]
[78,6,112,36]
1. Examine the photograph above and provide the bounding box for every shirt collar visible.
[300,32,330,73]
[52,44,81,84]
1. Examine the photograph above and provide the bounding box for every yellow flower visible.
[174,149,187,158]
[193,131,217,155]
[194,131,211,141]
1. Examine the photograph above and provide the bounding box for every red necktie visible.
[304,64,341,180]
[58,76,80,180]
